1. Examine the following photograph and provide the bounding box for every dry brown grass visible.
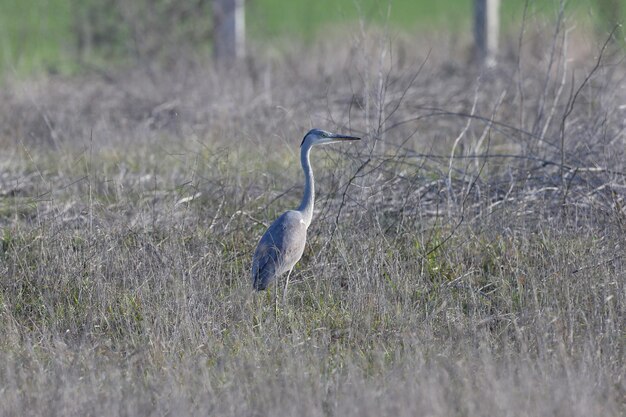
[0,19,624,417]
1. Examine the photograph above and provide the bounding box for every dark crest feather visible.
[300,128,323,147]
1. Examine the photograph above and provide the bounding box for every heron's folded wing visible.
[252,241,280,289]
[251,211,306,290]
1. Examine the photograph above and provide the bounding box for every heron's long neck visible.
[297,144,314,228]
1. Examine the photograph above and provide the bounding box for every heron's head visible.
[300,128,361,148]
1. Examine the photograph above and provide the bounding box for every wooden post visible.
[474,0,500,66]
[213,0,245,63]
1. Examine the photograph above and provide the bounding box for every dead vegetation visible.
[0,17,624,417]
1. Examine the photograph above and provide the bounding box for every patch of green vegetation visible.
[102,293,145,337]
[1,0,620,76]
[0,197,39,222]
[249,0,617,39]
[410,228,460,283]
[0,0,73,76]
[247,0,472,39]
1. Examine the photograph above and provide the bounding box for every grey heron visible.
[251,128,361,295]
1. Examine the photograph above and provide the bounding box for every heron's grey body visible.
[251,128,360,291]
[251,210,307,290]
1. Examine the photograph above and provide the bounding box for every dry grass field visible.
[0,19,624,416]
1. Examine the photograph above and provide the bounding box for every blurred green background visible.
[0,0,621,76]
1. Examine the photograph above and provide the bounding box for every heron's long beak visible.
[330,133,361,141]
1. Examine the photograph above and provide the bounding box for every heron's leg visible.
[274,279,279,319]
[282,268,293,305]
